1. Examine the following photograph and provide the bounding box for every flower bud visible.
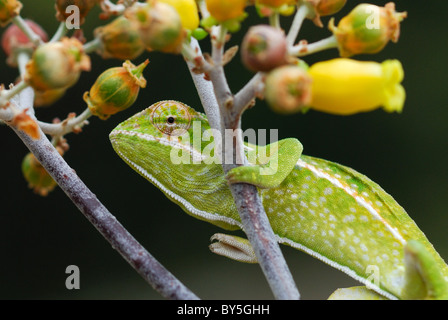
[0,0,22,26]
[308,58,405,115]
[158,0,199,30]
[94,16,144,60]
[84,59,149,120]
[1,19,48,66]
[22,152,58,196]
[264,65,312,114]
[329,2,407,57]
[241,25,288,72]
[55,0,97,25]
[304,0,347,27]
[125,0,184,54]
[205,0,247,22]
[25,37,91,91]
[34,87,67,107]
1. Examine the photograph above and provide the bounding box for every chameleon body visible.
[110,100,448,300]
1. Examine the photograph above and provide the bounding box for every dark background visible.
[1,0,447,300]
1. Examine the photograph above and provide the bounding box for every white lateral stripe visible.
[111,129,206,161]
[296,159,406,245]
[278,235,399,300]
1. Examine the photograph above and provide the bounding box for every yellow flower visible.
[308,58,405,115]
[158,0,199,30]
[205,0,247,22]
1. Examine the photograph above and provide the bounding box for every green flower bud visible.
[329,2,407,57]
[84,59,149,120]
[125,0,184,54]
[94,16,145,60]
[264,65,312,114]
[25,37,91,91]
[22,152,58,196]
[0,0,22,26]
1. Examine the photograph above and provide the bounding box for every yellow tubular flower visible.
[205,0,247,22]
[308,58,405,115]
[158,0,199,30]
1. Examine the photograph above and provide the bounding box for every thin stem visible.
[50,22,68,43]
[289,35,338,57]
[196,0,210,19]
[184,38,222,133]
[83,38,102,54]
[286,5,311,46]
[37,108,92,137]
[9,88,199,300]
[17,51,30,77]
[1,81,28,104]
[269,12,281,29]
[12,15,44,46]
[233,72,264,118]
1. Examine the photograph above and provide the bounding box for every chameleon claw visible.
[209,233,258,263]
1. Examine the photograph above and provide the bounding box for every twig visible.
[233,72,264,118]
[37,108,92,136]
[185,38,223,133]
[12,15,44,46]
[289,35,338,57]
[286,4,311,46]
[6,87,199,300]
[50,22,68,43]
[83,37,102,54]
[195,26,301,300]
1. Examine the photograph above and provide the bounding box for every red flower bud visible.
[1,19,48,66]
[241,25,289,72]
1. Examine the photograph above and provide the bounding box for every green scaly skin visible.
[110,100,448,300]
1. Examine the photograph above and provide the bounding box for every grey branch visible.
[186,34,301,299]
[8,88,199,300]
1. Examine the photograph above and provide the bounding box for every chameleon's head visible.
[109,100,212,166]
[109,100,238,230]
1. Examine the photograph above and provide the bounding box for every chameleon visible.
[109,100,448,300]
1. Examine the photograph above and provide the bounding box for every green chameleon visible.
[109,100,448,300]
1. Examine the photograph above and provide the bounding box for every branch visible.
[188,32,300,300]
[6,88,199,300]
[37,108,92,137]
[289,35,338,57]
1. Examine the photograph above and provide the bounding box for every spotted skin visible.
[110,101,448,300]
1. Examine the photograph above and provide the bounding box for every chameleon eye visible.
[150,100,191,136]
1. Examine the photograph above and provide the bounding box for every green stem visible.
[269,12,281,29]
[50,22,68,43]
[83,38,102,54]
